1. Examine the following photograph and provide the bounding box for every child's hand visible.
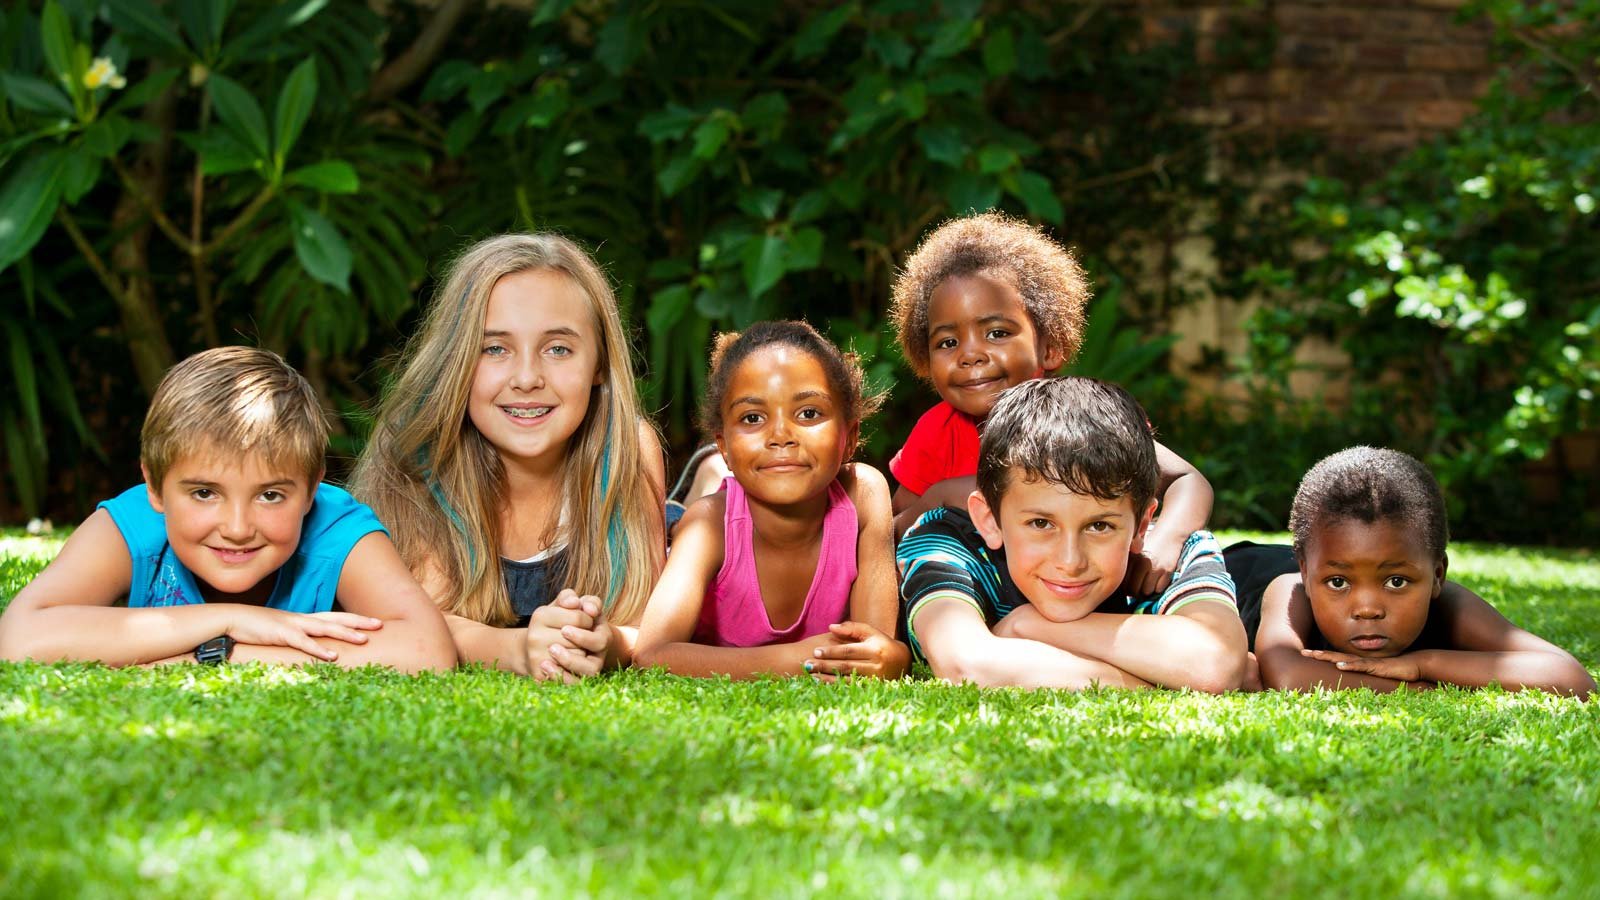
[549,592,616,679]
[993,603,1044,639]
[1243,651,1263,692]
[806,622,909,681]
[1301,648,1422,682]
[225,608,383,662]
[1124,529,1185,598]
[523,590,598,682]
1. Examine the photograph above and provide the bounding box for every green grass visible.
[2,530,1597,899]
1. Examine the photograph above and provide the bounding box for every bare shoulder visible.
[636,417,665,457]
[838,462,891,504]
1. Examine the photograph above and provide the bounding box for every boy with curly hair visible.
[889,211,1213,598]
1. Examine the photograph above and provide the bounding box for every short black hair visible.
[698,320,883,446]
[977,377,1158,515]
[1289,446,1449,561]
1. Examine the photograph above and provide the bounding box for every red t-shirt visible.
[888,401,982,496]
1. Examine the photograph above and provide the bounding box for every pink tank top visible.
[693,475,858,647]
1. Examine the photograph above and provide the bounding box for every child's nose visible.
[1351,592,1385,619]
[510,356,543,389]
[220,502,255,542]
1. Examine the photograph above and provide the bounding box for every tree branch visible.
[368,0,473,103]
[1509,26,1598,103]
[202,186,276,256]
[55,208,126,307]
[109,156,197,256]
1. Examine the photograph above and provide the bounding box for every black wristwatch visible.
[194,635,235,665]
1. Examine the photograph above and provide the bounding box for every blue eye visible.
[482,344,508,357]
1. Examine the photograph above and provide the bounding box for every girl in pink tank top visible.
[635,322,910,680]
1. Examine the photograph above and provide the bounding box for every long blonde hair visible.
[351,234,663,626]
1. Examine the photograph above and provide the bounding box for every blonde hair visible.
[350,234,663,626]
[142,346,327,487]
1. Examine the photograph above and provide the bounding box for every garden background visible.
[2,0,1596,542]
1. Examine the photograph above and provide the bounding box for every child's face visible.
[926,273,1064,420]
[145,447,318,599]
[1301,516,1444,657]
[470,268,604,473]
[969,471,1154,622]
[715,345,854,510]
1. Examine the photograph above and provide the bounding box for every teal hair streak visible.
[599,403,625,607]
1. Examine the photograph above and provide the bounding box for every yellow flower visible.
[84,57,126,91]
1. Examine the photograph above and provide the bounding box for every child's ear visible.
[1432,551,1448,599]
[967,490,1004,550]
[1127,497,1159,552]
[304,469,324,514]
[142,464,164,513]
[1041,341,1066,373]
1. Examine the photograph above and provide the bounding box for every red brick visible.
[1279,37,1343,68]
[1348,101,1412,129]
[1408,43,1488,71]
[1351,42,1409,69]
[1412,98,1477,128]
[1375,75,1447,100]
[1278,99,1338,128]
[1275,7,1364,39]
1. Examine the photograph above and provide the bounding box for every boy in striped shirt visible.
[896,377,1249,691]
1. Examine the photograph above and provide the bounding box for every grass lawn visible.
[2,530,1597,898]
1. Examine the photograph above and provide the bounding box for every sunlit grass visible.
[2,532,1597,898]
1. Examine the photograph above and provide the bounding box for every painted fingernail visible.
[803,661,814,672]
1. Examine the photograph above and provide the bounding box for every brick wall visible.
[1140,1,1493,152]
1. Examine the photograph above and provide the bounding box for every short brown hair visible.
[890,211,1090,379]
[141,346,327,488]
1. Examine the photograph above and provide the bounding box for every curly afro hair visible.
[889,211,1089,380]
[698,320,884,451]
[1289,446,1449,562]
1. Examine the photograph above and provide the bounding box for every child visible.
[0,347,455,672]
[634,321,908,680]
[350,233,666,681]
[888,212,1212,598]
[1256,447,1595,696]
[897,377,1247,691]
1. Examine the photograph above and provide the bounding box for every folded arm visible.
[1256,573,1427,692]
[913,596,1150,689]
[1001,601,1247,693]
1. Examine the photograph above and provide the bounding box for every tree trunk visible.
[108,84,180,396]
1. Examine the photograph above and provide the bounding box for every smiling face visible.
[1301,516,1444,657]
[468,268,604,473]
[714,345,854,510]
[146,447,318,602]
[969,470,1154,622]
[925,273,1064,421]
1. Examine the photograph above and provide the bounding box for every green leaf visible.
[228,0,326,61]
[944,170,998,215]
[790,190,830,224]
[657,155,700,198]
[284,160,359,194]
[646,284,693,333]
[59,149,100,204]
[2,74,74,117]
[983,26,1016,77]
[595,13,642,76]
[273,58,318,167]
[737,188,784,221]
[444,111,482,158]
[82,115,132,159]
[196,130,260,176]
[533,0,579,26]
[741,92,789,139]
[691,115,731,160]
[209,74,270,161]
[39,2,77,91]
[866,32,913,69]
[109,67,181,114]
[638,105,700,143]
[743,234,787,298]
[1011,169,1062,224]
[793,4,855,59]
[786,227,824,270]
[105,0,189,57]
[0,150,67,273]
[977,144,1019,175]
[286,200,352,293]
[916,124,966,166]
[925,19,979,60]
[8,327,43,456]
[175,0,232,56]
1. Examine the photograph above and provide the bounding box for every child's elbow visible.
[1184,645,1248,694]
[928,648,1006,688]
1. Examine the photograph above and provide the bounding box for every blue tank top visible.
[98,483,387,613]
